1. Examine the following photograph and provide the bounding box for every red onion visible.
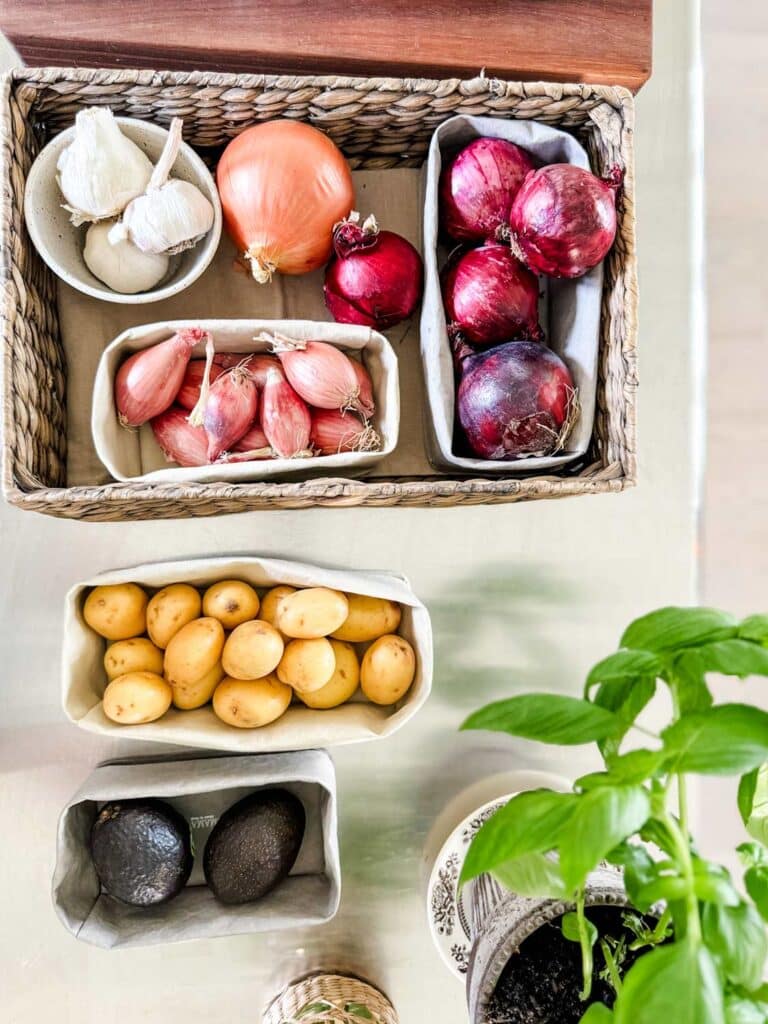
[442,242,542,347]
[310,408,381,455]
[261,368,312,458]
[350,358,375,419]
[115,327,208,427]
[509,164,619,279]
[176,359,224,411]
[265,332,364,414]
[202,366,258,461]
[439,138,536,242]
[324,213,423,330]
[151,406,209,467]
[455,340,578,460]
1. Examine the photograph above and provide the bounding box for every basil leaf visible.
[562,911,598,947]
[739,615,768,643]
[745,865,768,921]
[738,841,768,869]
[681,639,768,679]
[559,785,651,892]
[586,650,662,691]
[459,790,577,884]
[740,769,761,825]
[608,842,658,906]
[724,996,767,1024]
[621,607,738,653]
[747,765,768,845]
[669,654,715,713]
[634,874,688,908]
[492,851,568,899]
[613,940,724,1024]
[605,748,669,783]
[692,858,741,906]
[581,1006,615,1023]
[702,900,768,990]
[593,676,658,757]
[661,705,768,775]
[461,694,618,745]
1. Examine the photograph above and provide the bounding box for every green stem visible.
[576,890,594,1001]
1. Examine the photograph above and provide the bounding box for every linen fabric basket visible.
[1,67,637,520]
[262,973,398,1024]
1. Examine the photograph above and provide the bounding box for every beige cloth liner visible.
[59,169,430,485]
[61,556,432,753]
[91,318,399,484]
[51,751,340,949]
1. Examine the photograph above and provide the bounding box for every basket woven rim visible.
[263,972,397,1024]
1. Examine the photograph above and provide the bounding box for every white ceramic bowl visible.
[23,115,222,304]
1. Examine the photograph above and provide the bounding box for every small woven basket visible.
[262,973,398,1024]
[1,67,637,520]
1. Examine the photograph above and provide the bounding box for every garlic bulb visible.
[108,118,214,255]
[84,222,169,294]
[56,108,154,226]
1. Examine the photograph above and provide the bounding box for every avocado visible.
[203,788,305,905]
[90,799,193,907]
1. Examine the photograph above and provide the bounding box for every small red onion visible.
[115,327,208,427]
[439,138,536,242]
[442,242,542,347]
[324,213,423,330]
[151,405,209,467]
[264,332,364,414]
[202,366,258,461]
[261,368,312,459]
[509,164,619,279]
[176,359,224,411]
[350,358,375,419]
[455,339,578,460]
[310,408,381,455]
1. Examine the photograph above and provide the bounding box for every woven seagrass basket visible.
[0,67,637,520]
[262,973,398,1024]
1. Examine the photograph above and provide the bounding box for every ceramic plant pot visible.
[262,972,398,1024]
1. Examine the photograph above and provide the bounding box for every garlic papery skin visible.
[108,117,214,255]
[56,108,154,226]
[84,221,169,294]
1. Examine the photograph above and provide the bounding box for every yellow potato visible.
[83,583,148,640]
[360,634,416,706]
[104,637,164,680]
[164,617,225,687]
[222,620,284,680]
[332,594,402,643]
[276,588,349,639]
[277,637,336,692]
[171,660,225,710]
[102,671,172,725]
[212,675,292,729]
[146,583,202,649]
[202,580,260,629]
[259,586,296,634]
[296,639,360,709]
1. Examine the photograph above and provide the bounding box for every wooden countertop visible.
[1,0,652,91]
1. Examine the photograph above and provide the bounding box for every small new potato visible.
[171,660,225,710]
[146,584,202,649]
[277,637,336,692]
[222,620,284,681]
[259,586,296,633]
[102,671,172,725]
[361,634,416,706]
[276,588,349,639]
[296,639,360,709]
[332,595,402,643]
[104,637,164,680]
[164,617,225,687]
[212,675,292,729]
[202,580,260,629]
[84,583,148,640]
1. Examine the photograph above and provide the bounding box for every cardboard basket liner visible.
[52,750,340,949]
[420,114,601,473]
[92,319,400,484]
[62,555,433,752]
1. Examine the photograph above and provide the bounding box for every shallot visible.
[310,409,381,455]
[233,422,269,452]
[439,137,535,242]
[350,358,375,419]
[260,368,312,459]
[151,406,209,467]
[508,164,619,279]
[455,339,578,460]
[115,327,208,427]
[214,352,282,387]
[200,365,258,462]
[176,359,224,411]
[442,242,542,346]
[262,332,365,415]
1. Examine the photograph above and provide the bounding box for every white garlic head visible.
[109,178,215,255]
[83,221,169,294]
[56,108,154,226]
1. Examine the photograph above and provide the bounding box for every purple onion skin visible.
[324,230,424,330]
[456,340,576,460]
[439,138,536,242]
[509,164,618,279]
[442,242,542,347]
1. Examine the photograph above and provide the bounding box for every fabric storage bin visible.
[52,750,340,949]
[1,67,636,519]
[61,555,432,752]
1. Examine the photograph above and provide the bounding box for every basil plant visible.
[461,607,768,1024]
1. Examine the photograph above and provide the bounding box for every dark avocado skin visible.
[90,799,193,908]
[203,789,306,905]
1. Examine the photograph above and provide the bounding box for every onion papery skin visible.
[216,120,355,283]
[456,340,577,460]
[310,408,381,455]
[202,367,258,462]
[442,242,542,347]
[233,421,269,452]
[176,359,225,411]
[439,137,536,242]
[151,406,210,467]
[115,327,207,427]
[275,340,362,413]
[261,369,312,459]
[509,164,618,279]
[214,352,282,387]
[350,358,375,419]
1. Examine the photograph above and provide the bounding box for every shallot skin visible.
[260,368,312,458]
[456,340,577,460]
[439,137,536,242]
[509,164,618,279]
[203,367,258,461]
[442,242,542,347]
[115,327,207,427]
[176,359,224,411]
[151,405,209,467]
